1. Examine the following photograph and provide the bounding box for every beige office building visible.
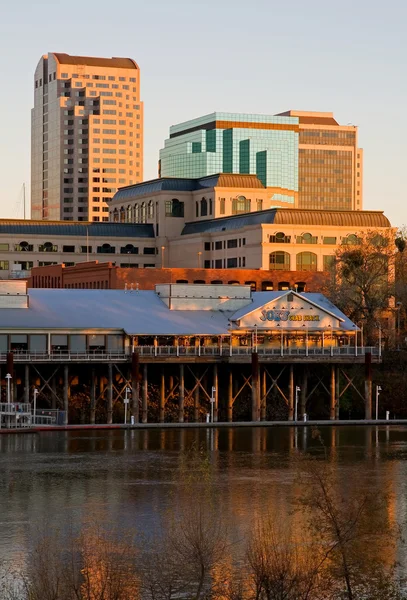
[31,53,143,222]
[277,110,363,211]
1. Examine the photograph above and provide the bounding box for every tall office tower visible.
[159,112,299,205]
[277,111,363,211]
[31,53,143,221]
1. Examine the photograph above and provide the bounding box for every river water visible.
[1,426,407,573]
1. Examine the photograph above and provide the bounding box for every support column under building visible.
[227,370,233,423]
[194,384,200,423]
[213,364,218,423]
[300,368,307,419]
[131,352,140,424]
[24,364,29,405]
[90,368,96,425]
[159,369,165,423]
[179,364,185,423]
[288,365,294,421]
[365,352,372,420]
[251,353,260,422]
[142,364,148,424]
[63,365,69,425]
[335,366,340,420]
[330,365,336,421]
[107,363,113,425]
[261,368,267,421]
[51,376,57,410]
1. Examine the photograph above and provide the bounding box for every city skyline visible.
[0,0,406,225]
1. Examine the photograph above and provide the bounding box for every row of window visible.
[112,202,154,223]
[204,238,246,251]
[5,242,155,255]
[269,252,334,271]
[268,233,360,245]
[172,279,306,292]
[0,333,124,353]
[204,257,246,269]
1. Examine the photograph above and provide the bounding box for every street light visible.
[33,388,38,425]
[5,373,12,405]
[197,251,202,269]
[161,246,165,269]
[397,302,402,351]
[295,386,301,422]
[375,385,382,420]
[210,386,216,423]
[124,387,131,425]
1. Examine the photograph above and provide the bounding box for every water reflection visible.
[0,426,407,574]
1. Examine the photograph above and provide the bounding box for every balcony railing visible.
[0,346,380,362]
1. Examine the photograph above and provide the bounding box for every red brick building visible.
[28,261,326,292]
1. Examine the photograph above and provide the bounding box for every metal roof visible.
[181,210,278,235]
[0,289,357,334]
[0,290,232,336]
[53,53,138,70]
[113,174,266,202]
[0,221,154,238]
[273,209,391,228]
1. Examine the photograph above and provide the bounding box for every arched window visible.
[245,281,256,291]
[140,202,147,223]
[209,198,213,215]
[134,203,139,223]
[269,251,290,270]
[343,234,361,245]
[297,252,318,271]
[297,232,317,244]
[270,232,290,244]
[176,279,189,284]
[119,207,125,223]
[201,197,208,217]
[278,282,290,291]
[196,201,199,218]
[165,199,184,218]
[232,196,251,215]
[295,282,306,292]
[148,200,154,219]
[228,281,240,285]
[127,205,132,222]
[261,281,273,291]
[113,208,119,223]
[211,280,223,284]
[121,244,138,255]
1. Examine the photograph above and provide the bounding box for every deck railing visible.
[0,346,379,362]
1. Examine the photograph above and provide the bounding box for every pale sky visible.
[0,0,405,225]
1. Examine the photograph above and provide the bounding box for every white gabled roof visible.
[230,291,355,329]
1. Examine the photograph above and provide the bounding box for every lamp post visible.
[6,373,12,405]
[210,386,216,423]
[161,246,165,269]
[397,302,402,351]
[254,324,258,352]
[375,385,382,421]
[197,251,202,269]
[124,386,131,425]
[33,388,38,425]
[295,386,301,422]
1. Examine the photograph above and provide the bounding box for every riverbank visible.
[1,419,407,434]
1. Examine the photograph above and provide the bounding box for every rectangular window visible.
[227,239,238,249]
[323,237,337,244]
[219,198,225,215]
[0,243,9,251]
[227,258,238,268]
[143,247,155,255]
[215,259,222,268]
[204,242,211,251]
[63,245,75,252]
[0,261,9,270]
[215,241,222,250]
[204,260,211,269]
[323,255,335,270]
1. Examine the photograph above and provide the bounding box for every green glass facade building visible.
[159,112,299,199]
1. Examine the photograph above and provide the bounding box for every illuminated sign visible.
[259,309,320,323]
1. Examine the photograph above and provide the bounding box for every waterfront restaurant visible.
[0,281,368,359]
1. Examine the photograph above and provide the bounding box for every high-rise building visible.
[277,110,363,211]
[159,112,299,205]
[31,53,143,221]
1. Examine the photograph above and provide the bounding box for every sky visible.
[0,0,406,225]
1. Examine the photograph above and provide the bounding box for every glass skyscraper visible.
[159,112,299,203]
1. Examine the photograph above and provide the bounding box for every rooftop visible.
[0,221,154,238]
[277,110,340,126]
[52,53,139,70]
[113,174,266,202]
[181,208,391,235]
